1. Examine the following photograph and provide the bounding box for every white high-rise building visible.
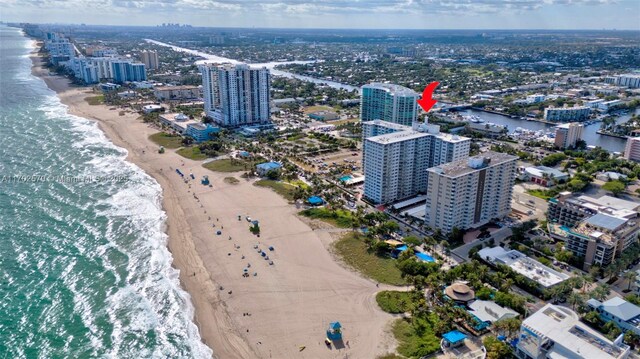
[140,50,159,70]
[424,152,517,233]
[360,83,419,126]
[362,120,470,204]
[200,63,270,127]
[554,122,584,149]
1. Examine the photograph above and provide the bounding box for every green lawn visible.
[85,95,104,106]
[254,180,297,202]
[303,105,333,114]
[299,208,354,228]
[376,291,412,314]
[176,147,208,160]
[392,317,441,358]
[527,189,559,200]
[332,232,405,285]
[149,132,183,149]
[203,158,251,172]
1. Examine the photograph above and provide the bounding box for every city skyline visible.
[2,0,640,30]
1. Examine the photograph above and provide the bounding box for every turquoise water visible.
[339,175,353,182]
[415,252,435,262]
[0,26,211,358]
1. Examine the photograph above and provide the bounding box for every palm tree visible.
[624,271,637,292]
[568,292,585,311]
[591,284,610,301]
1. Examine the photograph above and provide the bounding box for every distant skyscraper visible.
[140,50,159,70]
[424,152,517,233]
[360,83,419,126]
[362,120,470,204]
[554,122,584,149]
[200,63,270,127]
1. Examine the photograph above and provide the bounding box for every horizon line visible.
[2,21,639,32]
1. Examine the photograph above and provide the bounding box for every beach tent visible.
[326,321,342,341]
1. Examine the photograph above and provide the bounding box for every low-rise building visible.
[308,110,339,121]
[543,106,591,122]
[515,304,630,359]
[478,246,571,288]
[519,166,569,187]
[153,85,202,101]
[158,113,199,134]
[467,300,519,327]
[588,297,640,336]
[142,104,164,114]
[185,123,220,142]
[256,162,282,176]
[606,74,640,89]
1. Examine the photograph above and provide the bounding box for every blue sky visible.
[1,0,639,30]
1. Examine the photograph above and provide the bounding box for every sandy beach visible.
[30,51,397,358]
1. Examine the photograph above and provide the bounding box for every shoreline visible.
[29,47,397,357]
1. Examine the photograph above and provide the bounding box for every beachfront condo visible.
[200,63,271,127]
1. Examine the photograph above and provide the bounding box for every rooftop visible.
[524,166,568,179]
[478,246,570,288]
[588,297,640,323]
[584,213,628,231]
[467,300,519,324]
[520,304,629,359]
[427,152,517,178]
[367,130,428,144]
[362,82,418,97]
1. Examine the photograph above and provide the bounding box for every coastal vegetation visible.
[223,177,239,185]
[85,95,104,106]
[375,291,412,313]
[332,232,405,286]
[204,158,254,172]
[176,146,208,160]
[149,132,183,149]
[299,207,354,228]
[253,180,298,202]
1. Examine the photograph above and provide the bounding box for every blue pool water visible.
[415,252,435,262]
[339,175,353,182]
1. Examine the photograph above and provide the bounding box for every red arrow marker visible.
[417,81,440,112]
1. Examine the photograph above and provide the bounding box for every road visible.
[452,227,513,261]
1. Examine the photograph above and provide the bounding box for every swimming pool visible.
[339,175,353,182]
[415,252,435,262]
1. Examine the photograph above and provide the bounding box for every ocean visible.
[0,26,212,358]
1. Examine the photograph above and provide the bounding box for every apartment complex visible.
[606,74,640,89]
[140,50,159,70]
[515,304,630,359]
[424,152,517,233]
[548,193,639,228]
[68,57,147,84]
[200,63,270,127]
[548,193,639,270]
[153,85,201,101]
[558,213,640,270]
[44,32,76,65]
[362,121,470,204]
[624,137,640,162]
[554,122,584,149]
[360,83,419,126]
[543,106,591,122]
